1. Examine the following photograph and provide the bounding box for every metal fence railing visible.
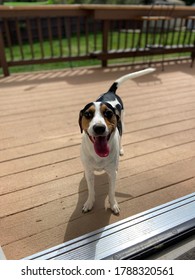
[0,5,195,77]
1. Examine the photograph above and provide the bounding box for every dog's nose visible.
[93,124,106,135]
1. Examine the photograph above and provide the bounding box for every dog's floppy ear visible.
[115,106,121,122]
[78,102,94,133]
[78,110,83,133]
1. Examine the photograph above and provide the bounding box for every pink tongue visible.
[94,136,109,157]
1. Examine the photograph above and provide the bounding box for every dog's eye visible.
[84,111,93,119]
[104,110,113,119]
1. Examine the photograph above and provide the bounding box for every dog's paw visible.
[119,148,124,156]
[82,199,94,213]
[111,203,120,215]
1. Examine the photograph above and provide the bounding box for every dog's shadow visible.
[63,172,113,259]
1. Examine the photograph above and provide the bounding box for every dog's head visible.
[79,102,120,157]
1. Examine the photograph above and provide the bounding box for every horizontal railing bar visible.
[0,5,195,76]
[0,5,195,19]
[0,5,90,18]
[93,47,194,59]
[6,55,92,67]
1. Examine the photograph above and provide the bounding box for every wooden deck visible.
[0,63,195,260]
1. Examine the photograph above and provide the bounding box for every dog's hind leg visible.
[82,169,95,213]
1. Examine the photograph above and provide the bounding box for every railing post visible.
[191,32,195,67]
[101,20,109,68]
[0,26,9,77]
[191,45,195,68]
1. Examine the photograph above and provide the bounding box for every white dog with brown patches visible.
[79,68,155,214]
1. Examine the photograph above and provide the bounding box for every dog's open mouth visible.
[89,134,110,157]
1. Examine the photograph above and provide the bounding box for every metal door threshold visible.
[24,193,195,260]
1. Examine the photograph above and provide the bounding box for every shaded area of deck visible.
[0,63,195,259]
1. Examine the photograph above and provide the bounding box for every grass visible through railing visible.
[4,1,49,6]
[2,29,193,74]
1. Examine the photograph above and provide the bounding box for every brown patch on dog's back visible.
[79,104,95,133]
[100,104,118,133]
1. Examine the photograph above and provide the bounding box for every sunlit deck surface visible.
[0,63,195,260]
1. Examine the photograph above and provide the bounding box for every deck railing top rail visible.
[0,5,195,77]
[0,5,195,18]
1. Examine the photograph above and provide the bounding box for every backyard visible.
[3,30,194,74]
[0,4,195,260]
[0,5,195,76]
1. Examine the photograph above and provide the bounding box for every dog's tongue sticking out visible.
[94,136,109,157]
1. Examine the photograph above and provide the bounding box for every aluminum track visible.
[24,193,195,260]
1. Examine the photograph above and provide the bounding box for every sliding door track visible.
[24,193,195,260]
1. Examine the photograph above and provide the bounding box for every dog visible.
[79,68,155,214]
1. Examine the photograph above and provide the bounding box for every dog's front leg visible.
[82,169,95,213]
[107,170,120,215]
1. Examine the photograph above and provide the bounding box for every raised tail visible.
[109,68,156,92]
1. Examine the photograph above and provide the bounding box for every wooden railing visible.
[0,5,195,76]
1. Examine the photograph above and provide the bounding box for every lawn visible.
[1,29,193,74]
[4,1,49,6]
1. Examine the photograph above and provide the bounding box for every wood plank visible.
[0,135,195,196]
[1,108,195,150]
[0,117,194,162]
[0,102,195,149]
[0,157,195,244]
[1,77,194,111]
[1,128,195,178]
[2,180,194,260]
[0,63,195,260]
[0,85,194,120]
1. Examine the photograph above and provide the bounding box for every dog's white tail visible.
[116,67,155,86]
[109,68,155,92]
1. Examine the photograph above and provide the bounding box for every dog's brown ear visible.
[78,111,83,133]
[78,102,94,134]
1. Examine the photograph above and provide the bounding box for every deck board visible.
[0,64,195,259]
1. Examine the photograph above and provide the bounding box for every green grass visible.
[4,1,49,6]
[1,30,193,75]
[3,32,103,74]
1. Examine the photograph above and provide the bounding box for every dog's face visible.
[79,102,119,157]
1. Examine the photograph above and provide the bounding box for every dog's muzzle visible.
[87,124,110,158]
